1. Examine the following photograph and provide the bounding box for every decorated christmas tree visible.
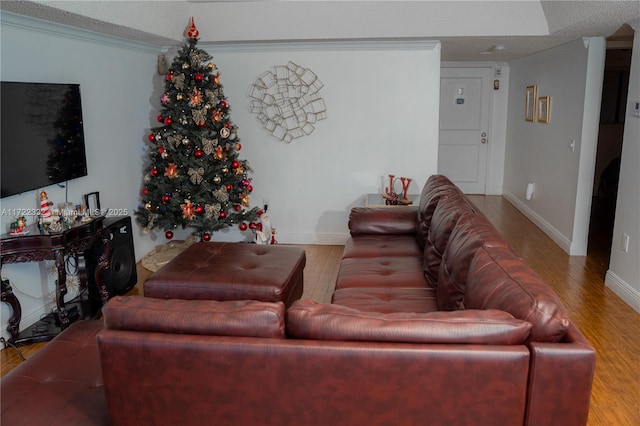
[136,18,260,241]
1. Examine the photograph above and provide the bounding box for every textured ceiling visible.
[1,0,638,61]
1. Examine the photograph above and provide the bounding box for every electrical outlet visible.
[622,233,630,252]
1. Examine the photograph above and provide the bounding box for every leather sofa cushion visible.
[103,296,286,338]
[415,174,460,248]
[348,207,418,236]
[423,194,476,286]
[287,299,532,345]
[0,320,107,426]
[464,246,570,343]
[335,256,428,290]
[332,287,438,313]
[342,235,422,259]
[437,213,512,310]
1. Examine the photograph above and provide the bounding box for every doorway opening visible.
[588,27,633,269]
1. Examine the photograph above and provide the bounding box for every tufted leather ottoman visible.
[144,242,305,307]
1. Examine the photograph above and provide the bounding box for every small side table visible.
[365,193,419,208]
[0,216,111,346]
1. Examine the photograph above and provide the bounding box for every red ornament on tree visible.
[194,149,204,158]
[162,194,171,204]
[165,230,174,240]
[231,160,240,169]
[150,167,159,177]
[195,73,203,82]
[226,184,233,192]
[142,188,148,195]
[195,205,204,214]
[148,133,156,142]
[247,185,253,192]
[234,204,242,211]
[164,117,172,126]
[202,233,211,242]
[157,114,164,123]
[166,72,173,82]
[220,100,228,108]
[239,223,248,231]
[219,211,227,219]
[158,147,166,155]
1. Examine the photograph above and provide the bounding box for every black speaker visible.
[85,216,137,299]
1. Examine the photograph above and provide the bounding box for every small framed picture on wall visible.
[525,85,537,122]
[538,96,551,123]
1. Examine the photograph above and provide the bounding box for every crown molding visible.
[1,11,161,54]
[199,39,440,53]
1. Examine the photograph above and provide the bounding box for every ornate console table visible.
[0,216,111,345]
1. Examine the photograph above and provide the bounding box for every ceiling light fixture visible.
[480,44,507,55]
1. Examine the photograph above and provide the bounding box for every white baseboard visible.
[1,302,54,343]
[274,232,349,246]
[502,191,577,254]
[485,185,503,196]
[605,270,640,313]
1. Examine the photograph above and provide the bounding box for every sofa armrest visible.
[348,207,418,236]
[525,323,596,426]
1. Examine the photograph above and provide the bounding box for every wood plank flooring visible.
[2,195,639,425]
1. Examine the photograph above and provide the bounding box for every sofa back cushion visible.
[437,213,512,310]
[464,247,570,343]
[287,299,532,345]
[423,194,476,286]
[349,206,418,236]
[415,175,460,248]
[103,296,286,338]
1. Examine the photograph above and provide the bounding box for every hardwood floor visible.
[2,196,639,425]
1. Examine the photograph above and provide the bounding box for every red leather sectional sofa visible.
[1,175,595,425]
[97,175,595,425]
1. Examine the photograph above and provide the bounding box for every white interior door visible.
[438,67,491,194]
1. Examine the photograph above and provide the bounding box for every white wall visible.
[201,41,441,244]
[0,13,159,339]
[606,21,640,313]
[503,38,606,255]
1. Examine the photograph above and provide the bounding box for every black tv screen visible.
[1,81,88,198]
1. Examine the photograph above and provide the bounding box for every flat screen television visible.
[1,81,88,198]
